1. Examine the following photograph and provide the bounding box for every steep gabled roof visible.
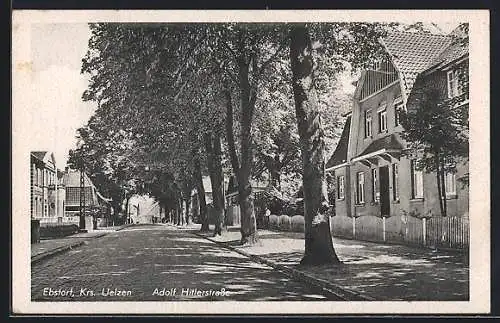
[63,169,95,187]
[429,39,468,71]
[31,151,47,161]
[326,115,351,169]
[381,31,452,99]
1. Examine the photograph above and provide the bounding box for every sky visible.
[29,23,95,169]
[27,21,459,169]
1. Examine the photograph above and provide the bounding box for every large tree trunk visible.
[111,200,120,225]
[435,156,445,217]
[124,194,132,224]
[194,157,209,232]
[204,132,225,236]
[182,182,191,226]
[224,84,258,245]
[290,25,340,265]
[176,198,182,225]
[184,196,191,225]
[440,159,447,217]
[267,155,282,190]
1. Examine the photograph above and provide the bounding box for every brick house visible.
[326,29,469,247]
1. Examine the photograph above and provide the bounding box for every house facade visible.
[326,30,469,248]
[30,151,65,223]
[63,168,111,221]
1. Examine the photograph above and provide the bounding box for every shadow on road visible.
[31,225,337,301]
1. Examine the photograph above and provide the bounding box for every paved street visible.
[31,224,338,301]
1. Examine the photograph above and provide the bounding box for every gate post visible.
[352,216,356,239]
[382,216,386,242]
[422,217,427,246]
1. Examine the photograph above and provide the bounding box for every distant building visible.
[126,195,158,224]
[30,151,65,224]
[62,168,111,221]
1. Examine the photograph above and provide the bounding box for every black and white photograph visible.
[11,10,490,314]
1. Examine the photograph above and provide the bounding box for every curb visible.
[31,241,86,264]
[115,223,135,231]
[191,231,374,301]
[31,232,108,264]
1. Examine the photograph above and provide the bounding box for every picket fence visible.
[331,214,469,250]
[265,213,469,250]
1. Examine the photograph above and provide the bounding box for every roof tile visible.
[382,31,453,97]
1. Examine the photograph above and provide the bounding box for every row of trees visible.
[69,22,467,264]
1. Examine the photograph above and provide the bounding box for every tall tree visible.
[289,25,340,265]
[288,22,391,265]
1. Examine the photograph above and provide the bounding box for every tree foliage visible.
[400,36,469,217]
[77,22,395,250]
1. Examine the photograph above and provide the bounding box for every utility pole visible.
[54,161,57,220]
[79,163,86,231]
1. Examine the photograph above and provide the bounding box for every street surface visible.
[31,224,338,301]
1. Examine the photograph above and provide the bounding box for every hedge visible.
[278,214,291,231]
[39,224,79,238]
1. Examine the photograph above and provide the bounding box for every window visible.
[378,103,387,133]
[447,70,463,98]
[410,160,424,199]
[337,175,345,200]
[356,172,365,204]
[445,172,456,195]
[392,163,399,201]
[393,99,403,127]
[364,110,372,138]
[371,168,379,202]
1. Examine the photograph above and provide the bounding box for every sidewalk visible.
[31,224,132,262]
[187,224,469,301]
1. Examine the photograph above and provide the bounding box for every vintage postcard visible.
[11,9,490,314]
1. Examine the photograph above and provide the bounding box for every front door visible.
[379,166,390,217]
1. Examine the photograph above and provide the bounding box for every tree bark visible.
[224,83,258,245]
[194,157,209,232]
[435,156,445,217]
[289,25,340,265]
[184,196,191,225]
[124,194,132,224]
[440,159,447,217]
[266,154,282,190]
[204,132,225,236]
[176,198,182,225]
